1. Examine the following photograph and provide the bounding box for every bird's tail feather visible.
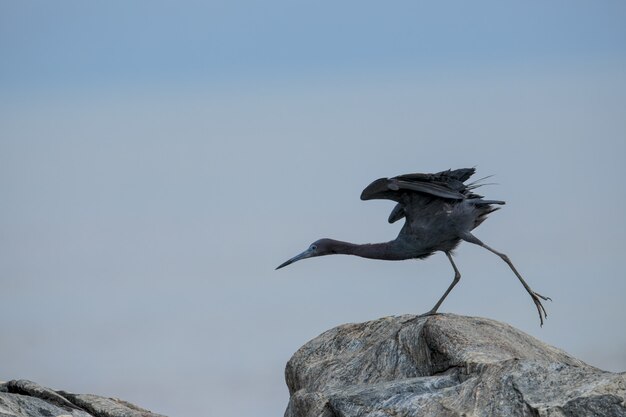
[473,205,502,229]
[472,199,505,206]
[466,174,496,190]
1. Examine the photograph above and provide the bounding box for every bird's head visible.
[275,238,337,270]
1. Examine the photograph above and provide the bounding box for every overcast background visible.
[1,2,625,416]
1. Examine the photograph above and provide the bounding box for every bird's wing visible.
[361,169,476,224]
[366,178,465,224]
[399,168,476,183]
[388,203,405,223]
[360,176,466,202]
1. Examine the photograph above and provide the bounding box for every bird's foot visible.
[534,291,552,302]
[417,309,440,318]
[530,290,551,327]
[406,310,440,323]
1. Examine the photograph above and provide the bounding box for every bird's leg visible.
[462,233,551,326]
[423,251,461,316]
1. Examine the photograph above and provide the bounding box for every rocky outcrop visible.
[0,379,166,417]
[285,314,626,417]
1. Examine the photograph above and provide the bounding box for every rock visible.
[7,380,80,411]
[0,391,92,417]
[0,380,165,417]
[58,392,166,417]
[285,313,626,417]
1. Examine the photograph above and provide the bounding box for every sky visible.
[1,2,626,416]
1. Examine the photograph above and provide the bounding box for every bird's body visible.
[277,168,550,325]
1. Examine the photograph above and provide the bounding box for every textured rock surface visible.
[0,380,165,417]
[285,314,626,417]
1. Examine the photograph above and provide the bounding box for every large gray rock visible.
[285,314,626,417]
[0,380,165,417]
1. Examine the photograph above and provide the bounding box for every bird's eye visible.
[311,245,317,251]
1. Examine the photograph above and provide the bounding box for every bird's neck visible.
[330,239,408,261]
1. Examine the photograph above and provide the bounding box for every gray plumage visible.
[276,168,550,325]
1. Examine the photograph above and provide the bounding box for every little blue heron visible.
[276,168,550,325]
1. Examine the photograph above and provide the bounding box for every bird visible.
[276,168,551,325]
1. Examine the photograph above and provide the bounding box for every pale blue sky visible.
[2,1,626,93]
[1,2,626,417]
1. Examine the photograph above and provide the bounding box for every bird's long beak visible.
[276,248,314,270]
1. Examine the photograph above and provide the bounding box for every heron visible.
[276,168,550,325]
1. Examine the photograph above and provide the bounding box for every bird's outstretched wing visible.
[360,168,477,223]
[361,168,475,202]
